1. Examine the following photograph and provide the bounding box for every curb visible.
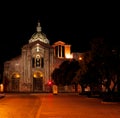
[0,93,5,99]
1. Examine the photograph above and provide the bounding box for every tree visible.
[51,68,61,85]
[73,51,92,93]
[88,38,120,100]
[51,59,80,87]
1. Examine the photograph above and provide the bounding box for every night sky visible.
[0,1,119,71]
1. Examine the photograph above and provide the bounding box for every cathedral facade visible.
[3,22,83,93]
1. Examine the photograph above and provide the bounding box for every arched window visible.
[32,55,44,68]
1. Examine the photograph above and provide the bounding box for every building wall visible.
[3,22,84,93]
[3,40,85,93]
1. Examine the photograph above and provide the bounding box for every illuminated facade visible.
[3,22,83,92]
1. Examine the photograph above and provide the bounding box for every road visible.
[0,93,120,118]
[0,93,41,118]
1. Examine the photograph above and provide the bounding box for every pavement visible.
[36,93,120,118]
[0,93,5,98]
[1,93,120,118]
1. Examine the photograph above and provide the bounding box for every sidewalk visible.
[0,93,5,99]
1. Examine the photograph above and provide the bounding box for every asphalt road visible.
[0,93,120,118]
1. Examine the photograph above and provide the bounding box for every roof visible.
[29,21,49,44]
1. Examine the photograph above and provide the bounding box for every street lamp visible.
[79,57,82,61]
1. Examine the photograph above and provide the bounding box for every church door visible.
[33,77,43,92]
[11,78,19,92]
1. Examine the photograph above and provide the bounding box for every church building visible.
[3,21,83,93]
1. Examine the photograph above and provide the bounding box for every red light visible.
[48,81,52,85]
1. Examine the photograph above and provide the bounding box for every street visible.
[0,93,41,118]
[0,93,120,118]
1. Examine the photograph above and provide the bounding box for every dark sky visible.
[0,1,119,68]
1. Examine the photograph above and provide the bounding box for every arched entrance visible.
[33,71,43,92]
[11,72,20,92]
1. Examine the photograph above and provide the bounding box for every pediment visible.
[53,41,66,46]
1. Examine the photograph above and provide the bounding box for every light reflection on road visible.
[0,93,120,118]
[0,94,42,118]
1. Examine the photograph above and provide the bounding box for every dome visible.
[29,22,49,44]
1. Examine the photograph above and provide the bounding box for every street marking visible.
[35,97,45,118]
